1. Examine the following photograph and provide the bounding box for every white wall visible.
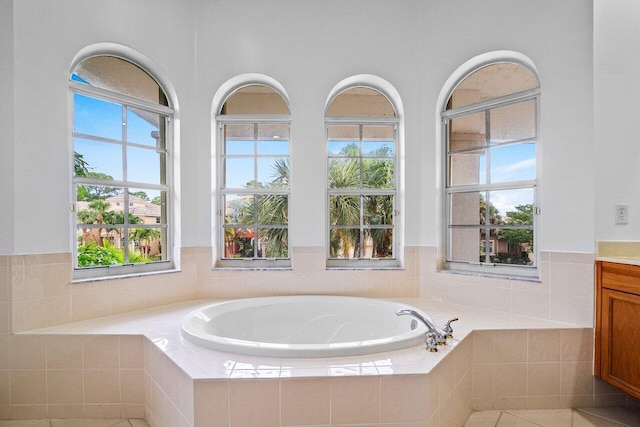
[5,0,594,256]
[594,0,640,241]
[0,0,14,255]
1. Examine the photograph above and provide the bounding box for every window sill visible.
[437,266,540,283]
[71,267,181,284]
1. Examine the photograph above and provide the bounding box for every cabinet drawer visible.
[600,262,640,294]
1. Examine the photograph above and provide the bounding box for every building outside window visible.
[326,87,399,267]
[216,85,291,268]
[71,55,173,279]
[443,62,539,278]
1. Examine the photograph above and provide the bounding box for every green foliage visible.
[77,241,121,267]
[499,204,534,249]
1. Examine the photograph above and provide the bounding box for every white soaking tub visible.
[180,295,430,358]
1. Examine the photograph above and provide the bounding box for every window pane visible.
[489,100,536,144]
[258,124,289,155]
[77,226,124,267]
[224,227,255,258]
[450,192,483,226]
[362,125,394,156]
[258,157,288,187]
[224,194,255,225]
[126,108,162,147]
[362,159,394,189]
[449,111,486,151]
[364,195,393,225]
[129,227,164,263]
[489,142,535,183]
[489,228,533,265]
[328,159,360,188]
[257,228,288,258]
[449,149,485,186]
[74,137,122,181]
[447,63,538,110]
[257,195,288,225]
[329,196,360,226]
[127,146,163,185]
[73,94,123,140]
[366,228,393,258]
[128,188,164,225]
[448,228,480,263]
[329,228,361,259]
[76,184,123,203]
[488,188,534,221]
[225,158,255,188]
[328,125,359,155]
[225,124,254,155]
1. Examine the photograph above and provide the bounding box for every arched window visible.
[442,61,539,277]
[216,84,291,267]
[71,55,174,279]
[326,86,399,267]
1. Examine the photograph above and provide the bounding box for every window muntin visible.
[443,62,538,277]
[71,56,172,278]
[326,87,398,266]
[217,85,291,267]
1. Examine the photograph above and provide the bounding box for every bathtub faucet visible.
[396,309,450,346]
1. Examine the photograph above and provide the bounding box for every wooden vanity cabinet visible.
[595,261,640,399]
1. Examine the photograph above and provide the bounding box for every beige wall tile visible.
[0,336,8,369]
[473,330,495,364]
[25,263,70,300]
[380,375,429,424]
[47,403,85,419]
[10,369,46,404]
[84,369,120,404]
[511,290,550,320]
[560,361,594,395]
[330,376,380,425]
[527,363,561,396]
[119,335,144,369]
[527,330,561,362]
[121,369,144,404]
[71,282,111,322]
[194,380,229,427]
[472,364,493,398]
[83,335,119,369]
[9,404,47,419]
[47,335,83,369]
[47,369,84,404]
[84,403,123,418]
[281,377,330,426]
[561,328,594,362]
[110,279,146,316]
[11,301,25,333]
[10,334,46,369]
[0,370,9,405]
[24,295,70,330]
[454,370,473,426]
[0,303,8,335]
[493,363,527,397]
[229,379,279,427]
[493,330,527,363]
[549,261,594,297]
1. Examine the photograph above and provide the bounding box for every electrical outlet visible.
[615,204,628,225]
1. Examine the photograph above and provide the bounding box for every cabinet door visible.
[600,288,640,398]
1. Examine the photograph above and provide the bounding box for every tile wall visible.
[420,247,596,327]
[0,334,144,420]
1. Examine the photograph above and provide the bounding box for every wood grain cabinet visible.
[595,261,640,399]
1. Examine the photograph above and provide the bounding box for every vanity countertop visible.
[596,241,640,266]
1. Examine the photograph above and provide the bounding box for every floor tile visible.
[577,407,640,427]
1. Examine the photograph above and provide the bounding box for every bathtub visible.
[180,295,430,358]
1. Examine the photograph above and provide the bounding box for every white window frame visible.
[325,115,400,269]
[215,114,292,269]
[70,78,175,281]
[442,87,540,279]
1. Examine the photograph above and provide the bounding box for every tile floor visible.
[465,407,640,427]
[0,420,148,427]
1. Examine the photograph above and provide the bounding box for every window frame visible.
[70,75,175,281]
[325,115,400,269]
[442,87,540,279]
[215,114,292,269]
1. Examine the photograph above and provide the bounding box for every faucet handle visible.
[425,333,438,352]
[442,317,459,339]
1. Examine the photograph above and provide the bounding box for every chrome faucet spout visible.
[396,309,447,344]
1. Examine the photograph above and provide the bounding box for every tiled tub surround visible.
[2,299,633,426]
[1,247,595,336]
